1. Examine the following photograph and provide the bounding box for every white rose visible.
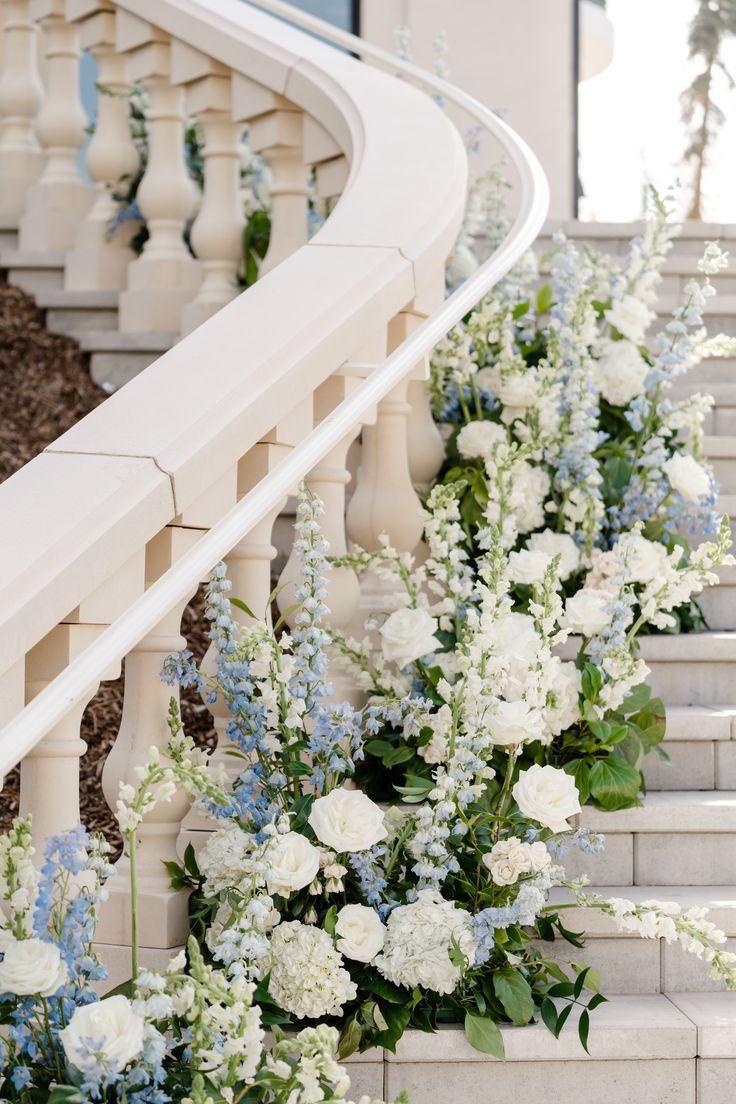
[308,787,387,853]
[527,841,553,872]
[495,375,537,411]
[527,530,580,581]
[266,832,321,897]
[594,338,649,406]
[335,904,385,963]
[604,294,654,342]
[508,548,553,585]
[561,588,612,638]
[624,534,669,584]
[456,420,505,460]
[380,607,439,667]
[60,995,145,1073]
[664,453,712,502]
[545,660,582,737]
[0,938,68,997]
[489,699,546,746]
[482,837,532,886]
[513,764,581,834]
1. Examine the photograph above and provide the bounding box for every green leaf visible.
[230,596,258,620]
[493,968,535,1026]
[369,999,412,1051]
[464,1011,505,1058]
[589,757,642,811]
[383,745,417,768]
[555,1002,574,1038]
[48,1089,84,1104]
[578,1008,591,1053]
[563,759,591,805]
[540,997,558,1036]
[536,284,554,314]
[323,905,338,936]
[620,683,651,713]
[183,842,200,877]
[338,1016,363,1059]
[357,968,407,1005]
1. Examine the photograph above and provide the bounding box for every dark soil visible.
[0,281,215,854]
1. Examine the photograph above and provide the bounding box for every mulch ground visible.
[0,281,215,855]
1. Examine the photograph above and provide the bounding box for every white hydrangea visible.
[375,890,476,995]
[198,821,264,898]
[604,293,655,342]
[594,338,649,406]
[268,922,357,1019]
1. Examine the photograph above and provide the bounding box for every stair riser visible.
[658,273,736,297]
[89,351,161,390]
[700,1059,733,1104]
[0,230,17,251]
[7,266,64,294]
[687,360,736,385]
[644,740,736,789]
[706,456,736,494]
[45,307,118,335]
[698,586,736,631]
[656,316,736,338]
[642,659,736,707]
[566,833,736,887]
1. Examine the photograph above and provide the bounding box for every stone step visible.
[704,436,736,492]
[386,995,701,1104]
[35,288,119,335]
[571,791,736,887]
[0,215,18,252]
[670,381,736,435]
[76,330,178,390]
[687,358,736,386]
[547,886,736,995]
[1,248,65,293]
[641,706,736,791]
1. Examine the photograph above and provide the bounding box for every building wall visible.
[360,0,577,218]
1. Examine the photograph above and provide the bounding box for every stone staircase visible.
[4,211,736,1100]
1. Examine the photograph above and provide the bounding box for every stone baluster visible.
[171,44,244,334]
[0,0,44,217]
[304,114,348,218]
[231,73,308,278]
[116,13,200,333]
[17,0,92,251]
[64,6,140,291]
[404,279,446,489]
[19,552,144,848]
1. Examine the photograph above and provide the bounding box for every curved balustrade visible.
[0,0,548,962]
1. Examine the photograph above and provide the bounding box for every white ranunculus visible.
[489,699,546,747]
[380,607,440,667]
[508,548,553,585]
[604,294,654,342]
[624,534,668,584]
[663,453,712,502]
[308,787,387,853]
[561,588,612,638]
[456,420,505,460]
[60,995,145,1073]
[335,904,385,963]
[0,938,68,997]
[513,764,581,834]
[266,832,321,897]
[594,338,650,406]
[527,530,581,581]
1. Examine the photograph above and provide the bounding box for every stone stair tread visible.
[35,289,119,309]
[1,248,65,269]
[657,295,736,318]
[0,214,17,231]
[76,330,177,352]
[560,631,736,662]
[667,992,736,1057]
[579,791,736,833]
[671,380,736,400]
[719,492,736,516]
[548,886,736,935]
[663,705,736,741]
[387,994,696,1062]
[704,435,736,457]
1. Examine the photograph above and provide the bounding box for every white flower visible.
[456,420,505,459]
[624,534,669,584]
[334,904,385,963]
[527,841,552,872]
[495,375,537,411]
[266,832,320,898]
[594,338,649,406]
[513,764,581,834]
[380,607,440,667]
[308,787,387,853]
[417,703,452,765]
[0,938,68,997]
[489,699,546,746]
[198,821,259,897]
[604,294,654,342]
[60,995,145,1073]
[268,922,356,1019]
[508,548,552,585]
[482,837,532,886]
[561,588,612,637]
[545,660,582,737]
[375,890,476,995]
[527,530,581,581]
[663,453,712,502]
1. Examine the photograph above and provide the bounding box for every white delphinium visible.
[375,890,476,995]
[267,921,357,1019]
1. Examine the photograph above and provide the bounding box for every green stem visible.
[128,829,139,981]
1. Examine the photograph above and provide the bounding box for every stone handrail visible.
[0,0,547,959]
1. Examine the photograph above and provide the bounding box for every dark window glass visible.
[287,0,358,33]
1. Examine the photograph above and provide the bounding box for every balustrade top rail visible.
[0,0,548,777]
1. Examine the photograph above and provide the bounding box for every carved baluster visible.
[17,0,92,251]
[231,73,307,278]
[116,15,200,333]
[403,283,446,489]
[64,8,140,291]
[171,45,244,334]
[0,0,44,217]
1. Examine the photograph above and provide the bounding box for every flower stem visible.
[128,829,139,981]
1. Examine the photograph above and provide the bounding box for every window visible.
[286,0,359,33]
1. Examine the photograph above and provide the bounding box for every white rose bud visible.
[508,548,553,585]
[0,938,69,997]
[663,453,712,503]
[456,420,505,460]
[266,832,321,897]
[60,995,145,1073]
[561,588,612,638]
[380,607,440,667]
[512,764,582,834]
[308,787,387,853]
[335,904,386,963]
